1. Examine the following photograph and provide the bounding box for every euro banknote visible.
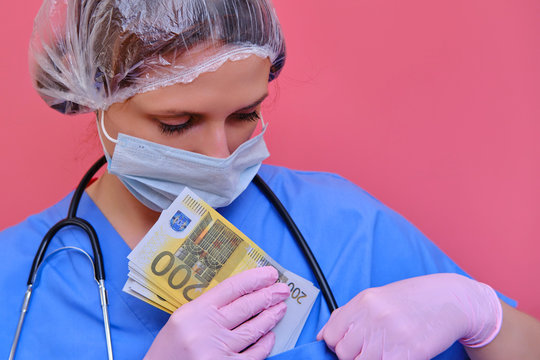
[124,187,319,355]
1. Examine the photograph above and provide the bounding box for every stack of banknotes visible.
[123,188,319,355]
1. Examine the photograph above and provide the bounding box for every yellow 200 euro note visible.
[125,187,319,355]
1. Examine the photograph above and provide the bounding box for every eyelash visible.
[235,111,260,122]
[158,111,260,135]
[159,121,193,135]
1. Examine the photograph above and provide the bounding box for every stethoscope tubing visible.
[11,156,112,360]
[11,156,338,360]
[253,174,338,313]
[27,217,104,284]
[29,156,107,285]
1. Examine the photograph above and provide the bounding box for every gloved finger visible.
[220,282,290,329]
[316,323,327,341]
[317,308,351,351]
[238,331,276,360]
[333,324,366,360]
[198,266,279,307]
[228,301,287,353]
[353,333,383,360]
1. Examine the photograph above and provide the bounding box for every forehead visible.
[127,55,272,113]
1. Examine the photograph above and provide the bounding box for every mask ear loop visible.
[99,110,118,144]
[259,113,267,134]
[96,110,116,161]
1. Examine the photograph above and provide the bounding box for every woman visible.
[1,0,539,359]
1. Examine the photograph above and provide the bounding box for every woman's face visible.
[101,55,271,158]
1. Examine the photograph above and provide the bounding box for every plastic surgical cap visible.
[29,0,285,115]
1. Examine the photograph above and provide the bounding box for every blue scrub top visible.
[0,165,515,359]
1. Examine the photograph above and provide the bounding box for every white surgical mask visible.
[98,112,269,211]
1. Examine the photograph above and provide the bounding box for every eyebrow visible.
[155,93,269,117]
[235,93,269,112]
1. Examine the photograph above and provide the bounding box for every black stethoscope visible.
[9,156,338,360]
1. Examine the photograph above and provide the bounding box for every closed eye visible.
[232,111,260,122]
[157,117,195,135]
[153,107,261,136]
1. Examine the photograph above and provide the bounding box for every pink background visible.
[1,0,539,319]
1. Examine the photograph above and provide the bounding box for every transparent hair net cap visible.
[29,0,285,115]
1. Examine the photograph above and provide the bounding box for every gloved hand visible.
[316,273,503,360]
[145,266,290,360]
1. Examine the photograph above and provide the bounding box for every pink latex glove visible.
[144,266,290,360]
[316,273,503,360]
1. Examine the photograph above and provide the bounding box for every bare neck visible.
[86,172,160,249]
